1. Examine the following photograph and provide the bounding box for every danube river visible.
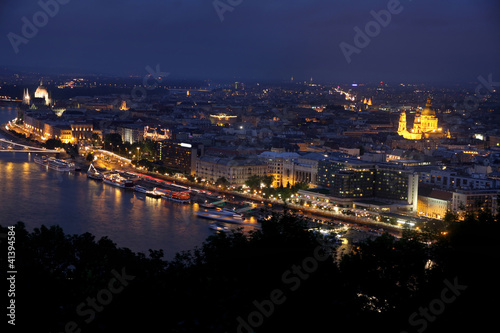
[0,106,216,259]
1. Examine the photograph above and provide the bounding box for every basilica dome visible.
[421,97,435,116]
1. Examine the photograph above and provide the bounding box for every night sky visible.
[1,0,499,83]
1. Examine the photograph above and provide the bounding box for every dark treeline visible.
[1,210,498,333]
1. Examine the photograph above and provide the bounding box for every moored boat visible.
[133,185,148,193]
[209,222,230,233]
[217,208,243,218]
[48,157,75,172]
[87,163,103,180]
[146,190,163,198]
[155,187,191,204]
[34,155,48,166]
[103,174,134,188]
[200,203,216,209]
[168,195,191,204]
[34,155,75,172]
[196,211,244,223]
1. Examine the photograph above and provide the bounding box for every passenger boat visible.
[209,222,230,233]
[34,155,75,172]
[103,174,134,188]
[200,203,217,209]
[48,158,75,172]
[133,185,162,198]
[146,190,163,198]
[217,208,243,218]
[120,172,142,182]
[161,195,190,204]
[34,155,48,166]
[169,192,191,204]
[87,163,103,180]
[155,187,191,204]
[196,210,244,223]
[133,185,149,194]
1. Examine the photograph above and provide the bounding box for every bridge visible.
[0,139,59,153]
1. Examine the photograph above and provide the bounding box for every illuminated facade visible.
[34,79,51,106]
[398,97,444,140]
[417,186,452,219]
[70,123,94,143]
[144,126,171,141]
[451,189,499,216]
[209,113,238,126]
[23,89,30,105]
[318,159,419,211]
[119,100,129,111]
[195,156,267,186]
[159,141,203,175]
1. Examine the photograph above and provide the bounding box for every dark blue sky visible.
[1,0,499,83]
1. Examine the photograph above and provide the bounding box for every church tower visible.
[23,89,30,105]
[398,106,407,135]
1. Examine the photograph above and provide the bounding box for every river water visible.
[0,106,215,259]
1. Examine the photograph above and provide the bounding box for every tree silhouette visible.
[2,210,498,333]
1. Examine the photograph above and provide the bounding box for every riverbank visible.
[0,122,36,145]
[105,164,403,237]
[1,122,405,237]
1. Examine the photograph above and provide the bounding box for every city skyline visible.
[1,1,499,331]
[0,0,499,83]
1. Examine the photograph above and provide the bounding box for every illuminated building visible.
[318,159,419,211]
[195,156,267,186]
[70,123,94,143]
[397,97,446,140]
[258,151,300,187]
[120,124,144,144]
[23,89,30,105]
[281,153,323,187]
[451,189,499,216]
[144,126,171,141]
[419,169,495,190]
[417,186,452,219]
[209,113,238,126]
[158,141,204,175]
[318,159,375,198]
[34,79,51,106]
[119,100,129,111]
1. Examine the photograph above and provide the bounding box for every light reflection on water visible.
[0,106,224,259]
